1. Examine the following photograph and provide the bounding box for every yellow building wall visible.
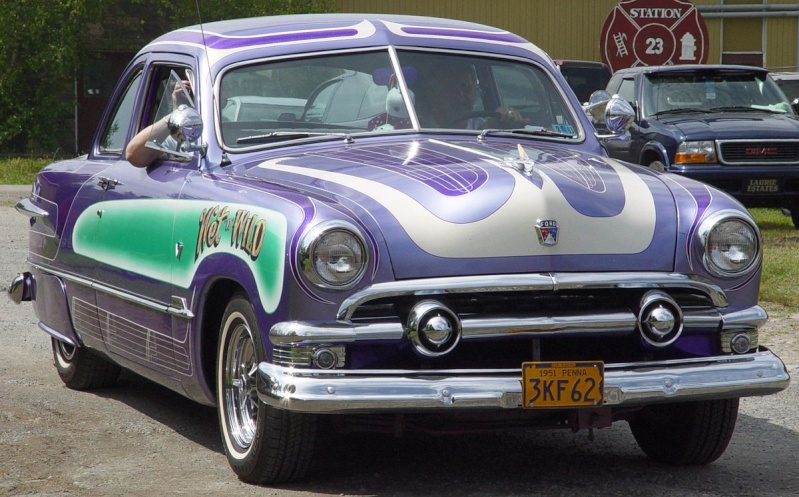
[768,17,799,70]
[333,0,621,61]
[334,0,798,70]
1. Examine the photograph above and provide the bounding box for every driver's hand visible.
[496,107,526,128]
[172,80,192,109]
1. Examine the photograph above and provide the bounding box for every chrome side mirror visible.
[169,104,203,143]
[604,96,635,134]
[145,105,206,159]
[584,92,634,140]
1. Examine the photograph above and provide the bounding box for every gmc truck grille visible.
[718,140,799,164]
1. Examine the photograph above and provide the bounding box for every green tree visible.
[0,0,91,152]
[0,0,337,154]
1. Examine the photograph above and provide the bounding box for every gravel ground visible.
[0,185,797,497]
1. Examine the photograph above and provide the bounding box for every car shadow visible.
[94,369,222,454]
[91,370,799,495]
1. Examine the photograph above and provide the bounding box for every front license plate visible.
[746,178,780,193]
[522,361,604,409]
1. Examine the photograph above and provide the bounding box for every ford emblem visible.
[535,219,559,246]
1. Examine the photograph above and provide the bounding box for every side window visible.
[141,65,195,130]
[99,71,142,154]
[617,78,635,105]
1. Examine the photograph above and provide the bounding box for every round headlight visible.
[299,221,367,290]
[699,211,761,278]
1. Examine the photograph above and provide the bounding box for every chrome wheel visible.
[55,340,76,364]
[217,293,317,483]
[221,312,259,451]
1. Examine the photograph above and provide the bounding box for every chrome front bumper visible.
[256,349,789,413]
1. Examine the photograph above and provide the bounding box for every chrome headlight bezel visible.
[698,210,762,278]
[298,220,368,290]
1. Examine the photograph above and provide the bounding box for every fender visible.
[638,140,671,168]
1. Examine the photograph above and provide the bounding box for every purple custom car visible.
[8,14,789,484]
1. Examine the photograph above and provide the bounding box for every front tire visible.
[789,200,799,229]
[217,293,316,484]
[647,160,666,172]
[629,398,739,465]
[51,338,121,390]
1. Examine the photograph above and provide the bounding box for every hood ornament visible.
[535,219,559,246]
[502,144,537,175]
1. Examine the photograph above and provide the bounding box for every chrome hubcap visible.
[223,318,258,450]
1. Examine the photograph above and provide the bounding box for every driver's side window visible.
[143,66,195,128]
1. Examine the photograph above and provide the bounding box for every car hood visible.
[657,111,799,139]
[247,138,683,279]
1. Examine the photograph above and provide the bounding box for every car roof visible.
[553,60,610,69]
[141,13,553,75]
[614,64,769,76]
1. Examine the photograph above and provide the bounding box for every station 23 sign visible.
[601,0,708,72]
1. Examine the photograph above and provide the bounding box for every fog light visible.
[730,333,751,354]
[721,331,758,354]
[312,346,345,369]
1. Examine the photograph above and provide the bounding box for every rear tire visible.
[51,338,121,390]
[629,398,739,465]
[217,293,316,484]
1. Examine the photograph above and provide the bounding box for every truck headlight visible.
[675,140,716,164]
[698,211,761,278]
[299,221,367,290]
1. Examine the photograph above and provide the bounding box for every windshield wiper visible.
[479,126,576,140]
[708,106,779,113]
[653,108,706,116]
[237,131,342,145]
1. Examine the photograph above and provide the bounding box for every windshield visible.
[218,49,580,150]
[643,71,794,117]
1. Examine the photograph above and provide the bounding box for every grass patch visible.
[0,158,49,185]
[750,208,799,308]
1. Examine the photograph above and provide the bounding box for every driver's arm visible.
[125,116,171,168]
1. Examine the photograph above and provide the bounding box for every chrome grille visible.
[266,273,754,371]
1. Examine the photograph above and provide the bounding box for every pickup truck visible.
[602,64,799,228]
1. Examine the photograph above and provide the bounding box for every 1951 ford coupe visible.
[9,14,790,484]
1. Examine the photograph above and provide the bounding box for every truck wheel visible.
[51,338,121,390]
[629,398,738,465]
[217,293,316,484]
[648,160,666,172]
[789,201,799,229]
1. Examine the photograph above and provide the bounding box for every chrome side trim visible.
[256,349,789,413]
[29,262,194,320]
[269,308,727,346]
[337,273,727,320]
[15,198,47,218]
